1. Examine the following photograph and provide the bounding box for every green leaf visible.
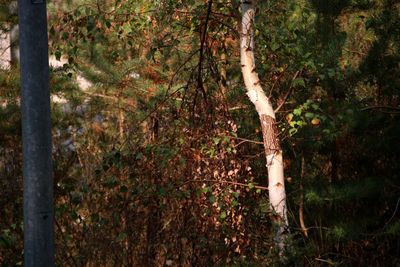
[289,128,298,136]
[208,195,216,203]
[305,112,314,119]
[328,68,336,78]
[311,103,319,110]
[203,186,211,193]
[105,20,112,29]
[293,78,305,87]
[49,26,55,36]
[122,23,131,34]
[119,185,128,193]
[75,9,82,17]
[117,232,127,242]
[232,200,238,207]
[55,50,62,61]
[271,42,280,51]
[386,221,400,236]
[293,108,302,116]
[220,211,227,220]
[304,52,312,58]
[213,137,220,145]
[103,177,118,188]
[146,49,154,60]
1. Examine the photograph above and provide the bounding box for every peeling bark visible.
[240,0,289,251]
[260,114,281,155]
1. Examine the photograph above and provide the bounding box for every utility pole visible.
[18,0,54,266]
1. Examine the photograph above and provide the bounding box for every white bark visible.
[240,0,288,250]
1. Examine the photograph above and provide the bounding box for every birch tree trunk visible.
[240,0,288,251]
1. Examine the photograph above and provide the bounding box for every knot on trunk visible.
[260,114,281,155]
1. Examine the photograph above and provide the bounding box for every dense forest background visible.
[1,0,400,266]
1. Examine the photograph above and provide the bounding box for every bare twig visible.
[229,135,264,146]
[183,179,269,191]
[80,91,136,107]
[274,70,300,113]
[360,105,400,114]
[343,48,367,56]
[315,258,335,265]
[196,0,213,103]
[269,65,289,98]
[55,218,79,267]
[384,197,400,227]
[299,153,308,237]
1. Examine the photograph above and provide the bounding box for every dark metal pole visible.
[18,0,54,266]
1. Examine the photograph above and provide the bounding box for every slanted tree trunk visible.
[240,0,288,252]
[9,1,19,66]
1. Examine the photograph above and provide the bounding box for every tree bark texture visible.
[240,0,288,251]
